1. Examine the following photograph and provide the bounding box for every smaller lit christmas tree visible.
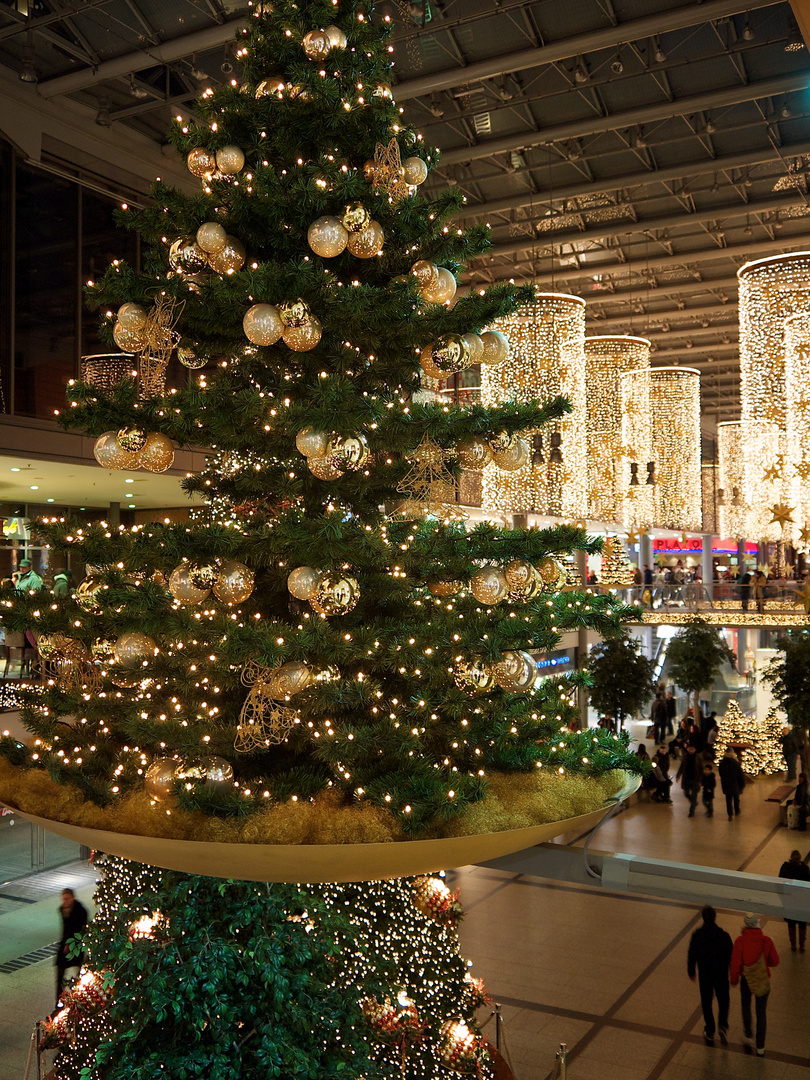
[600,537,635,587]
[714,701,784,774]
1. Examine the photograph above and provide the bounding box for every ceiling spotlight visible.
[611,54,624,74]
[743,20,755,40]
[705,119,716,134]
[785,14,805,51]
[634,127,647,148]
[190,53,208,81]
[574,60,589,83]
[429,94,444,118]
[19,32,36,83]
[567,140,582,161]
[654,41,667,63]
[781,102,792,118]
[129,74,149,99]
[221,44,233,75]
[95,99,111,127]
[496,81,513,102]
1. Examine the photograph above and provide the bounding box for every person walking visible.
[56,887,88,1008]
[687,905,733,1045]
[701,762,716,817]
[651,691,668,746]
[778,849,810,953]
[718,746,746,820]
[665,689,677,737]
[730,913,779,1057]
[678,744,703,817]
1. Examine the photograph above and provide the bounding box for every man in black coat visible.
[56,887,88,1007]
[688,905,733,1045]
[718,747,746,820]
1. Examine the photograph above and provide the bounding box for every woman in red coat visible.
[729,913,780,1057]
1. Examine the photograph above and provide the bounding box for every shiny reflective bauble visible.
[117,426,147,454]
[212,559,255,605]
[420,266,456,304]
[463,333,484,365]
[196,221,227,253]
[168,565,210,605]
[302,28,330,61]
[362,159,376,182]
[144,758,178,800]
[112,321,147,352]
[278,298,311,328]
[455,434,493,471]
[402,156,428,185]
[374,82,393,99]
[288,565,322,600]
[215,145,245,175]
[324,24,347,48]
[169,236,208,276]
[509,570,541,601]
[453,658,495,694]
[282,317,322,351]
[186,147,216,177]
[113,632,157,669]
[469,565,509,605]
[93,431,131,470]
[272,661,313,697]
[36,635,55,660]
[308,215,349,258]
[341,202,371,233]
[296,427,331,458]
[419,347,444,380]
[243,303,283,346]
[480,330,509,367]
[329,433,369,471]
[431,334,471,374]
[410,260,438,291]
[174,756,234,794]
[75,579,104,612]
[492,436,529,471]
[536,558,566,590]
[347,221,384,258]
[177,346,207,369]
[427,579,463,597]
[206,235,245,275]
[504,559,535,590]
[255,77,284,98]
[493,650,537,692]
[488,430,515,455]
[311,573,359,616]
[139,433,175,473]
[308,455,344,480]
[91,638,116,665]
[188,564,218,591]
[117,302,147,330]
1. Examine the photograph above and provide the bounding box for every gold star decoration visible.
[626,528,640,545]
[769,502,795,528]
[799,525,810,547]
[763,464,781,483]
[791,578,810,615]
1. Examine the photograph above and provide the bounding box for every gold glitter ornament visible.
[139,433,175,473]
[347,221,384,258]
[186,147,216,177]
[113,632,157,669]
[411,260,439,290]
[174,756,234,794]
[117,426,147,454]
[296,427,331,458]
[302,28,330,61]
[492,436,530,471]
[311,573,360,616]
[195,221,227,253]
[168,565,210,605]
[271,661,313,697]
[236,664,299,752]
[75,579,104,611]
[329,433,369,471]
[402,156,428,185]
[145,758,178,799]
[215,145,245,175]
[470,565,508,605]
[93,432,131,470]
[168,236,208,276]
[307,215,349,258]
[117,302,148,330]
[243,303,283,346]
[206,235,245,275]
[287,566,322,600]
[278,298,311,328]
[282,318,322,351]
[456,434,493,470]
[177,346,207,369]
[421,266,456,304]
[371,138,409,202]
[430,334,471,374]
[480,330,509,366]
[492,650,537,692]
[212,559,254,605]
[308,455,344,480]
[341,202,371,233]
[454,658,495,694]
[188,564,218,590]
[112,321,147,352]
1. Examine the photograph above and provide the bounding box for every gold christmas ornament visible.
[139,433,175,473]
[206,235,245,275]
[470,565,509,605]
[455,434,493,470]
[362,159,376,183]
[145,758,178,799]
[271,661,313,698]
[188,564,218,590]
[371,138,409,203]
[282,317,322,351]
[186,147,216,178]
[341,202,371,233]
[113,632,157,669]
[492,650,537,692]
[410,260,439,291]
[255,78,284,98]
[402,156,428,185]
[396,435,466,520]
[91,638,116,665]
[462,333,484,365]
[430,334,471,374]
[479,330,509,367]
[212,559,255,605]
[243,303,284,346]
[75,579,104,612]
[112,321,147,352]
[329,433,369,471]
[491,437,530,471]
[419,345,444,381]
[177,346,207,369]
[373,82,393,99]
[168,236,208,276]
[138,293,185,396]
[488,431,515,455]
[420,267,456,305]
[296,427,331,458]
[215,145,245,175]
[308,455,344,480]
[302,28,330,61]
[278,298,311,328]
[307,216,349,258]
[168,565,210,605]
[117,302,148,331]
[504,560,535,590]
[174,756,234,794]
[117,426,147,454]
[347,221,384,258]
[536,557,566,590]
[93,431,132,470]
[324,24,346,49]
[287,566,323,600]
[427,579,462,597]
[195,222,227,253]
[454,658,495,694]
[311,573,360,616]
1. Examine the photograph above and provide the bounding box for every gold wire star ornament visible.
[791,578,810,615]
[372,138,410,204]
[769,502,795,528]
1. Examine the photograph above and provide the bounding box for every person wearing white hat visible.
[729,913,780,1056]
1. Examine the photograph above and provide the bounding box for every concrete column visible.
[640,532,653,571]
[108,501,120,528]
[576,548,590,728]
[702,533,714,601]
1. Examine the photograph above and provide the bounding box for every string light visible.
[718,421,747,539]
[784,311,810,538]
[619,366,654,529]
[482,295,587,517]
[714,701,784,774]
[647,367,702,530]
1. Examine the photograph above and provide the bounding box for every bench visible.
[767,783,797,825]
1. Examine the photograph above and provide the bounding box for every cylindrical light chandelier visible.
[482,294,587,518]
[619,366,654,530]
[584,336,651,524]
[785,310,810,539]
[717,421,747,539]
[702,464,719,536]
[648,367,702,531]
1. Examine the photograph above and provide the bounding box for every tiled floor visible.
[0,732,807,1080]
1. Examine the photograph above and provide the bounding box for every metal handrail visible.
[599,581,806,615]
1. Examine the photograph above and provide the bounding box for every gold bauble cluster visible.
[93,430,175,473]
[168,559,255,606]
[287,565,360,616]
[243,297,322,351]
[295,427,370,478]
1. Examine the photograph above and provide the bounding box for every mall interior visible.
[0,0,810,1077]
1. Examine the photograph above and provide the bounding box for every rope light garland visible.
[483,294,587,517]
[584,336,651,524]
[648,367,702,531]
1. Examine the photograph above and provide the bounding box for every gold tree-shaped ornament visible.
[396,436,467,521]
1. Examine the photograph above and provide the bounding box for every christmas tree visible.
[0,0,638,848]
[714,701,783,774]
[599,536,635,588]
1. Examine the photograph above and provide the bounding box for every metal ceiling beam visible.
[592,303,737,326]
[486,193,807,260]
[37,18,247,98]
[453,139,810,221]
[650,344,739,361]
[439,70,810,167]
[393,0,782,101]
[0,0,114,42]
